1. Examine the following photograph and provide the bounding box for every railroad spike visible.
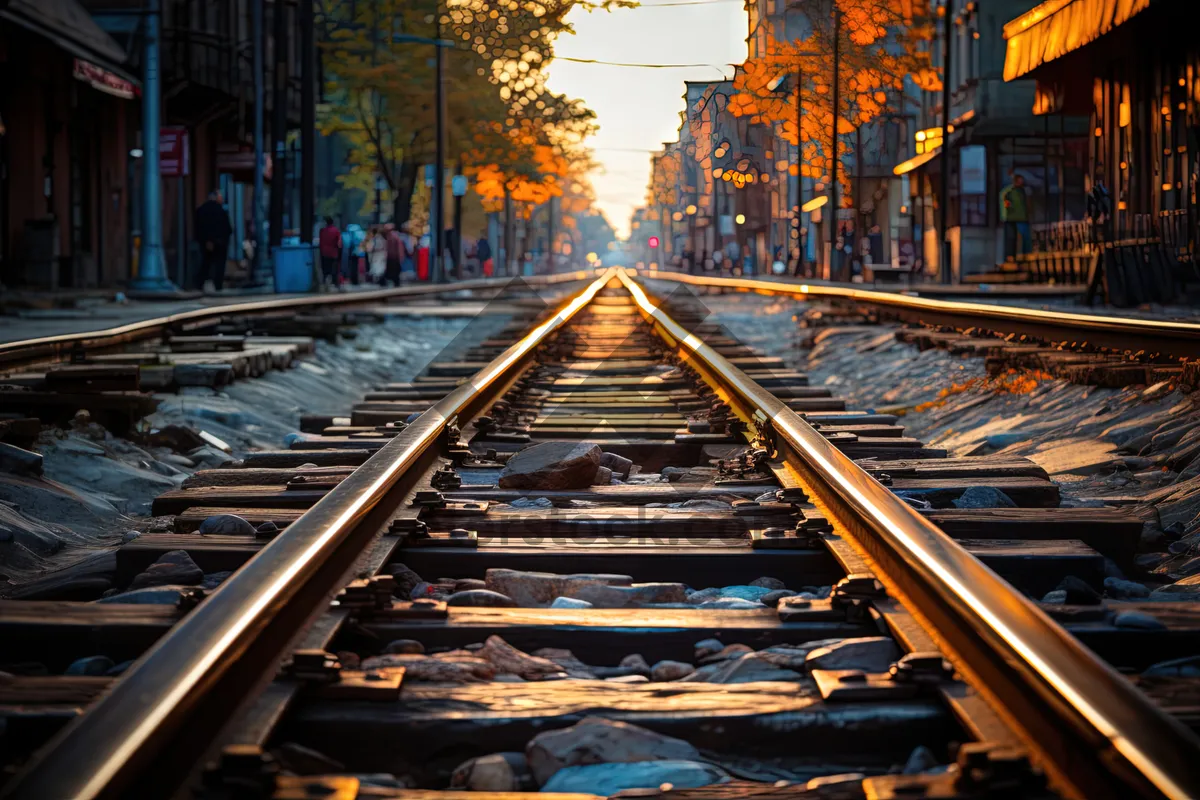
[202,744,280,798]
[283,650,343,684]
[834,574,887,601]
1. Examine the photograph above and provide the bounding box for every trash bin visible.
[273,243,315,293]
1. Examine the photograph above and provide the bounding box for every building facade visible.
[1004,0,1196,254]
[1,0,302,290]
[1,0,137,288]
[901,0,1088,280]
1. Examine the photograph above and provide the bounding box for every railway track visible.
[641,269,1200,363]
[2,267,1199,799]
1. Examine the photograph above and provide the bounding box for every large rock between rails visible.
[526,717,702,786]
[569,582,688,608]
[541,761,730,794]
[450,752,535,792]
[485,568,633,607]
[127,550,203,590]
[683,653,804,684]
[477,636,568,680]
[497,441,602,490]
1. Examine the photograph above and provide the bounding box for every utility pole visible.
[687,202,696,272]
[794,66,803,274]
[130,0,176,291]
[547,195,556,273]
[504,189,515,276]
[252,0,267,285]
[940,0,954,283]
[269,0,288,249]
[432,13,446,283]
[300,0,315,243]
[855,125,863,269]
[829,7,841,281]
[452,158,464,280]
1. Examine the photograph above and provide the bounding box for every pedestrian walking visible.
[1087,172,1112,242]
[400,224,416,282]
[367,226,387,282]
[384,224,407,286]
[346,223,366,284]
[195,190,233,292]
[1000,172,1031,259]
[477,234,493,277]
[318,217,343,288]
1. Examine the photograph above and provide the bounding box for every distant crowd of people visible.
[191,189,497,292]
[317,217,494,289]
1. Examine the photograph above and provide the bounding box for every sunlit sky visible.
[546,1,747,238]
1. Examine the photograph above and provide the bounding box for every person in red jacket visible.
[318,217,343,288]
[383,224,407,286]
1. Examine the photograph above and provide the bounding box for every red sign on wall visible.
[160,127,190,177]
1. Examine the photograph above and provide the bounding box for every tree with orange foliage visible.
[465,96,596,217]
[730,0,939,202]
[319,0,617,227]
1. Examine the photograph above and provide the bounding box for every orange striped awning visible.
[1003,0,1152,81]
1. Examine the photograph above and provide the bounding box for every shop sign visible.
[160,127,190,177]
[73,59,136,100]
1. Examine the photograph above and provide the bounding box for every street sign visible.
[424,164,435,187]
[160,127,190,177]
[452,174,468,197]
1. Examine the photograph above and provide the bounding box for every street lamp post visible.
[830,6,841,281]
[940,0,954,284]
[130,0,176,292]
[795,65,803,275]
[269,0,287,250]
[390,31,454,283]
[433,19,446,283]
[300,0,315,243]
[251,0,267,286]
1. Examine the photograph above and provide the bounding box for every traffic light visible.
[648,236,660,249]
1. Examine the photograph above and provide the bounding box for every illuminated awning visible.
[894,147,940,176]
[1003,0,1152,81]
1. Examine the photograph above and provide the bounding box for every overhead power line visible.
[637,0,741,5]
[556,56,733,71]
[593,146,661,153]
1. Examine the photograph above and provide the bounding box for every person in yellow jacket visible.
[1000,173,1030,259]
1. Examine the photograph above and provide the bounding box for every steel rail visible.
[618,268,1200,800]
[639,269,1200,361]
[0,271,594,369]
[3,268,619,800]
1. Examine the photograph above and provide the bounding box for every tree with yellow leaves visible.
[319,0,618,227]
[730,0,938,202]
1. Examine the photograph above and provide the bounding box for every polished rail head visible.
[640,269,1200,361]
[2,268,618,800]
[617,268,1200,800]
